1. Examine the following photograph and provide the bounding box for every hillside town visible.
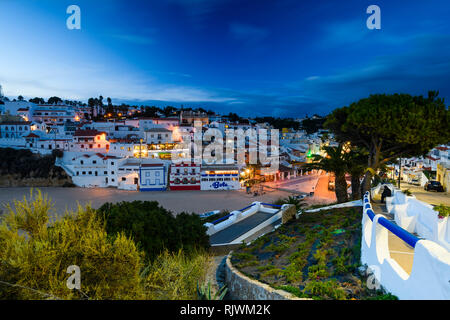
[0,88,449,194]
[0,89,332,192]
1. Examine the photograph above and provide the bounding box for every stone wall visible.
[281,204,296,224]
[224,253,307,300]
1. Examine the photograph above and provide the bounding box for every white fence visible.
[204,202,281,236]
[362,191,450,300]
[374,185,450,250]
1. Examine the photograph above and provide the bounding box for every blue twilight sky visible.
[1,0,450,117]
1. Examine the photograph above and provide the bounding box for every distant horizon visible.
[1,92,327,119]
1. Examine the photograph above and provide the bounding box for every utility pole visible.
[398,157,402,188]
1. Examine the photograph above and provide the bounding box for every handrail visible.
[260,203,282,208]
[364,192,419,248]
[238,204,255,212]
[211,202,282,225]
[211,213,233,225]
[211,203,256,224]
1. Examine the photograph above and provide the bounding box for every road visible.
[262,174,319,194]
[400,182,450,206]
[309,174,337,204]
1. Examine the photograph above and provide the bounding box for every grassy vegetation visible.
[231,206,397,300]
[434,204,450,218]
[97,200,210,261]
[0,189,211,300]
[0,148,74,187]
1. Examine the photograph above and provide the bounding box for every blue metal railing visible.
[211,213,233,225]
[260,203,282,208]
[210,202,282,225]
[364,192,419,248]
[238,204,255,212]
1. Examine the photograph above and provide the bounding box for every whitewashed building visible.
[200,164,241,191]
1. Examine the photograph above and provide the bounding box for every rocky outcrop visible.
[0,148,74,187]
[224,253,307,300]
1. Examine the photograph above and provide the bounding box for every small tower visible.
[0,84,3,99]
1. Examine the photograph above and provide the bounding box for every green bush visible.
[434,204,450,218]
[143,250,211,300]
[0,189,145,300]
[97,201,210,261]
[0,190,212,300]
[0,148,67,180]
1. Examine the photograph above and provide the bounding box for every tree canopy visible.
[325,91,450,192]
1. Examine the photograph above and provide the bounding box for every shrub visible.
[434,204,450,218]
[0,190,212,300]
[143,250,211,300]
[0,148,67,180]
[303,279,347,300]
[0,190,145,300]
[97,201,210,261]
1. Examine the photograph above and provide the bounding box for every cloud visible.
[298,34,450,108]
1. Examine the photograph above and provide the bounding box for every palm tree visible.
[275,196,306,211]
[343,148,368,200]
[304,144,349,203]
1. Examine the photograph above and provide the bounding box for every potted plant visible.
[434,204,450,219]
[403,189,413,196]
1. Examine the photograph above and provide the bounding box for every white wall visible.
[384,187,449,250]
[362,191,450,300]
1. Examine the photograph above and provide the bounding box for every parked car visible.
[424,181,444,192]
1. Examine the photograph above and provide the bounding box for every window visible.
[122,177,126,181]
[111,171,115,175]
[89,144,93,149]
[111,162,115,165]
[98,144,101,148]
[88,171,92,175]
[93,160,97,164]
[80,160,84,164]
[111,179,115,182]
[155,171,160,176]
[104,171,107,175]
